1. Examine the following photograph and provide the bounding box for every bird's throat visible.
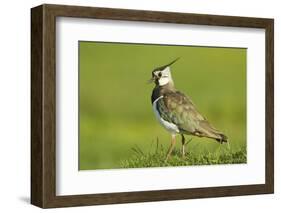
[158,78,174,86]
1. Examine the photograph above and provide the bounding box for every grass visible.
[121,139,247,168]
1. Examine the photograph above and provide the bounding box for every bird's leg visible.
[165,134,176,161]
[181,134,186,158]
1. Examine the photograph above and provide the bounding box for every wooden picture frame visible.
[31,4,274,208]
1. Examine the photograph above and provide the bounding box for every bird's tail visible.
[215,133,228,143]
[197,120,228,143]
[199,130,228,143]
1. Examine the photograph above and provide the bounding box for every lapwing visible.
[149,58,228,161]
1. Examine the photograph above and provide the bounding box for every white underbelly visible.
[152,96,180,134]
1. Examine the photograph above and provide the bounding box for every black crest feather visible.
[153,57,180,72]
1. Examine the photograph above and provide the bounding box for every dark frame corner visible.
[31,4,274,208]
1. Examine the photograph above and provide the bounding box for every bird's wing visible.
[156,91,226,141]
[156,91,203,133]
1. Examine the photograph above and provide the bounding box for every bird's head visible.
[148,58,179,86]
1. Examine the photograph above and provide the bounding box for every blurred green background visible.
[79,41,246,170]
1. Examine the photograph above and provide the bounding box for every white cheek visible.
[158,77,169,86]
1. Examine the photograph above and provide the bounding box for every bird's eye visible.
[158,72,162,77]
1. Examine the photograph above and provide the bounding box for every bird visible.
[149,58,228,161]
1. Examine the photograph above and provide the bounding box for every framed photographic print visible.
[31,4,274,208]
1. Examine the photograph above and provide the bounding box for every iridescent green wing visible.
[156,91,207,134]
[157,91,227,141]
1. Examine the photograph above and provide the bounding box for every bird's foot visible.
[181,152,188,160]
[181,151,185,159]
[165,154,171,162]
